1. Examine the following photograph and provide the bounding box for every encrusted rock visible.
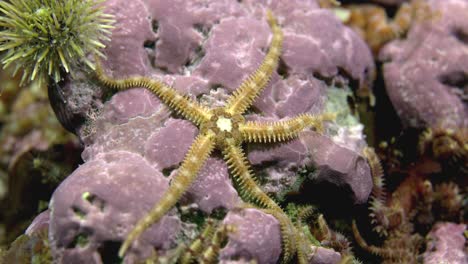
[422,222,467,264]
[301,132,372,204]
[49,151,181,262]
[309,246,341,264]
[220,208,282,264]
[371,0,408,5]
[380,0,468,129]
[47,0,375,262]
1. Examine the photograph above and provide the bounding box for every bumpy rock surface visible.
[48,0,375,262]
[423,222,467,264]
[220,208,282,264]
[309,246,341,264]
[380,0,468,129]
[371,0,408,5]
[49,151,181,263]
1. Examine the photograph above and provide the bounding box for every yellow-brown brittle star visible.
[95,10,329,262]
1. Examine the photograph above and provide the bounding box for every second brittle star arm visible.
[94,58,212,125]
[239,114,328,143]
[222,141,282,212]
[225,10,283,115]
[118,130,216,257]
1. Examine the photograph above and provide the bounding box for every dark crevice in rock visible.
[162,165,178,177]
[184,45,206,71]
[98,240,122,263]
[71,206,87,219]
[337,67,360,93]
[178,205,206,226]
[144,39,157,68]
[438,71,468,101]
[277,57,290,79]
[210,83,224,90]
[312,70,351,89]
[452,28,468,45]
[210,207,228,220]
[193,23,212,39]
[151,19,159,33]
[155,65,169,74]
[84,193,106,212]
[312,67,362,97]
[438,71,468,88]
[144,40,156,50]
[347,95,358,115]
[145,20,159,70]
[67,233,90,248]
[312,71,334,86]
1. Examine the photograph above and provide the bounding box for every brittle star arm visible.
[222,141,282,212]
[239,113,333,143]
[119,130,216,257]
[224,10,283,116]
[198,223,235,264]
[95,58,212,125]
[180,219,216,264]
[352,220,407,259]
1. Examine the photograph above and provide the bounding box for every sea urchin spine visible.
[0,0,114,84]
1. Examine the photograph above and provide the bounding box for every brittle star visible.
[95,10,330,261]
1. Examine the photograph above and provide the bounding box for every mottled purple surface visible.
[47,0,375,262]
[186,157,241,213]
[302,132,372,204]
[371,0,408,5]
[380,0,468,129]
[220,208,282,264]
[423,222,467,264]
[101,0,155,76]
[49,151,181,263]
[309,246,342,264]
[25,210,50,236]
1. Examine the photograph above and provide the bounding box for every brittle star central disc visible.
[201,107,244,147]
[216,117,232,132]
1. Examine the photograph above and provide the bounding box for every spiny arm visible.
[352,220,408,259]
[240,113,334,143]
[225,10,283,115]
[363,147,391,236]
[222,142,282,212]
[95,58,212,125]
[180,219,216,264]
[118,131,216,257]
[294,207,314,264]
[198,224,236,264]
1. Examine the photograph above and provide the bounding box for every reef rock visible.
[220,208,282,264]
[380,0,468,129]
[49,151,181,263]
[48,0,374,262]
[423,222,467,264]
[371,0,408,5]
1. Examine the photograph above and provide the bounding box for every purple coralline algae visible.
[50,151,181,262]
[380,0,468,129]
[423,222,467,264]
[371,0,409,5]
[309,246,341,264]
[220,208,282,264]
[45,0,375,262]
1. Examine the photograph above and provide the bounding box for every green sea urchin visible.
[0,0,114,84]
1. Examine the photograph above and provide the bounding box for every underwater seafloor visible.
[0,0,466,263]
